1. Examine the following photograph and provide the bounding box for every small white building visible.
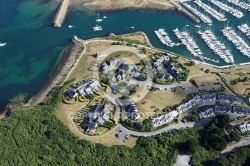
[237,122,250,133]
[152,110,178,127]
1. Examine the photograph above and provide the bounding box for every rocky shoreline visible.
[30,39,83,105]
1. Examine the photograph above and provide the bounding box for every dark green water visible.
[0,0,250,109]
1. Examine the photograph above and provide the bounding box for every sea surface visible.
[0,0,250,109]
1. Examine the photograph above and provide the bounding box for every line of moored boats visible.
[238,23,250,40]
[154,29,179,47]
[226,0,250,12]
[197,29,234,64]
[222,26,250,58]
[154,21,250,64]
[181,2,212,24]
[209,0,244,18]
[173,28,203,57]
[193,0,227,22]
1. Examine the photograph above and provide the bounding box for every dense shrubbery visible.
[217,146,250,166]
[0,87,248,165]
[123,119,153,132]
[204,114,240,151]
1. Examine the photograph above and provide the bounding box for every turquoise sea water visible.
[0,0,250,109]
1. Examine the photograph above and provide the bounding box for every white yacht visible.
[68,25,73,28]
[103,16,107,19]
[96,13,103,22]
[93,25,102,31]
[0,43,6,47]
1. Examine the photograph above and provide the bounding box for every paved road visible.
[118,119,211,137]
[222,136,250,155]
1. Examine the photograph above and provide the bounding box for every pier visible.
[222,27,250,58]
[209,0,244,18]
[194,0,227,22]
[52,0,69,27]
[238,23,250,40]
[169,0,200,24]
[181,2,212,24]
[198,30,233,64]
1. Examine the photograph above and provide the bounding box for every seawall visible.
[52,0,70,27]
[170,0,200,24]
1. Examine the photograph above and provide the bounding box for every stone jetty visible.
[52,0,70,27]
[170,0,200,24]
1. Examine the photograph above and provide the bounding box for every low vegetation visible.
[0,84,249,165]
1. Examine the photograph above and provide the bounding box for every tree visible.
[101,77,109,85]
[243,77,249,82]
[139,73,147,81]
[129,87,136,95]
[231,79,238,85]
[121,95,129,99]
[229,131,240,142]
[212,114,230,128]
[185,138,199,154]
[141,47,147,54]
[189,60,195,66]
[141,119,153,132]
[189,112,199,122]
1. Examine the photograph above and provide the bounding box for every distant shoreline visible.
[53,0,199,27]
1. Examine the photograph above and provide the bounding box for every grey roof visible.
[97,117,105,125]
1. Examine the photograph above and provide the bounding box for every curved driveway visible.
[118,119,211,136]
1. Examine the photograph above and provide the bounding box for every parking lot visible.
[115,127,131,143]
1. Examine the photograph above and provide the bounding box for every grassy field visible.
[105,51,142,64]
[85,41,112,55]
[120,32,147,43]
[65,41,114,82]
[176,57,203,78]
[56,102,88,129]
[136,89,187,119]
[65,53,95,82]
[56,101,138,147]
[221,69,250,96]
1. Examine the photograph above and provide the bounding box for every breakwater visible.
[52,0,69,27]
[31,39,83,105]
[170,0,200,24]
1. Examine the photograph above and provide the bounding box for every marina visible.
[238,23,250,40]
[209,0,244,18]
[193,0,227,22]
[222,26,250,58]
[181,2,212,24]
[173,28,203,58]
[226,0,250,12]
[197,29,233,64]
[154,29,177,47]
[2,0,250,109]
